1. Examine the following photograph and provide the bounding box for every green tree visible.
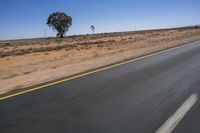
[47,12,72,38]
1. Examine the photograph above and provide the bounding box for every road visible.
[1,41,200,133]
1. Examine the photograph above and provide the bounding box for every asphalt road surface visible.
[1,41,200,133]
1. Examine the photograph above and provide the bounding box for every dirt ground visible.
[1,28,200,95]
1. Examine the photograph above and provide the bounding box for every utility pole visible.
[44,29,46,38]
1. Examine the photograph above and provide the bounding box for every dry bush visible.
[0,43,12,47]
[121,38,127,41]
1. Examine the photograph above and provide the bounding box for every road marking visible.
[156,94,198,133]
[0,42,195,101]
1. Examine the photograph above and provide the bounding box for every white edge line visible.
[156,94,198,133]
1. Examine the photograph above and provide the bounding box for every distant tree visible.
[90,25,95,34]
[47,12,72,38]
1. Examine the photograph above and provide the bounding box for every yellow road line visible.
[0,43,192,101]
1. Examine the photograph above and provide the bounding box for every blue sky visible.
[0,0,199,40]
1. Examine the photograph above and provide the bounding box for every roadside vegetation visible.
[47,12,72,38]
[1,27,200,95]
[1,27,200,58]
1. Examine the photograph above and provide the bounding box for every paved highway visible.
[1,41,200,133]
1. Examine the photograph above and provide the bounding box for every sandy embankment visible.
[0,28,200,95]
